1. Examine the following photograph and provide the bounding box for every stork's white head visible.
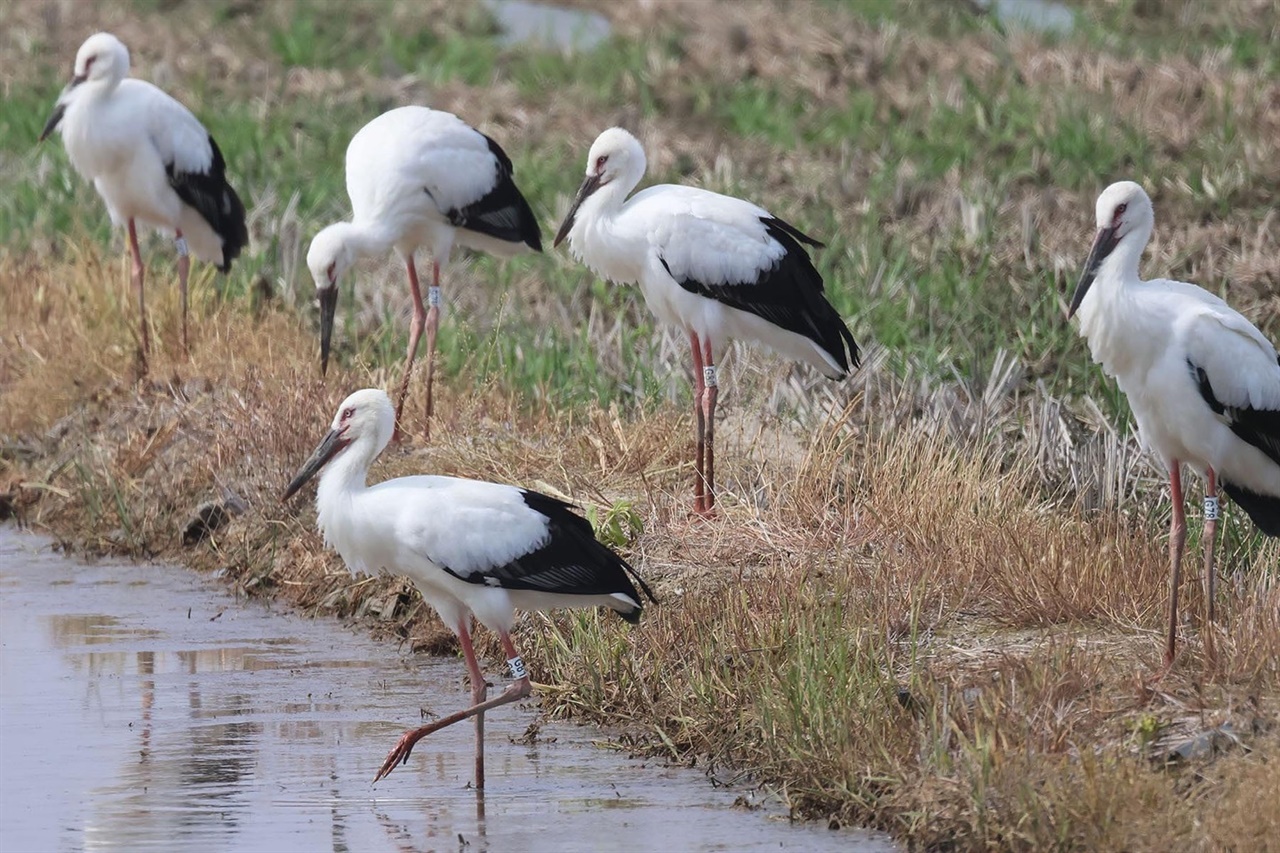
[1067,181,1155,319]
[553,127,648,248]
[282,389,395,501]
[73,33,130,88]
[307,223,362,375]
[1093,181,1154,235]
[40,33,131,142]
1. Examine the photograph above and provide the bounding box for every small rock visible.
[1159,722,1244,765]
[182,501,231,546]
[895,687,922,714]
[0,439,40,463]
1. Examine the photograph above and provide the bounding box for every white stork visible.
[282,388,654,787]
[307,107,542,441]
[553,128,859,514]
[1068,180,1280,664]
[40,32,248,371]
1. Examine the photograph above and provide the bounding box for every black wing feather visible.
[443,134,542,252]
[1189,357,1280,535]
[1220,482,1280,536]
[661,216,859,374]
[166,134,249,272]
[441,490,655,623]
[1190,359,1280,468]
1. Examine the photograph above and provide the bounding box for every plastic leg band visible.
[507,656,527,679]
[703,365,718,389]
[175,236,189,257]
[428,286,441,308]
[1203,496,1219,521]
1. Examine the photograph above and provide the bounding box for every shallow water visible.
[0,528,894,852]
[483,0,612,52]
[979,0,1075,35]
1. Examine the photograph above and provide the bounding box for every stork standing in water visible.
[1067,181,1280,664]
[307,107,542,440]
[282,388,654,786]
[40,32,248,371]
[554,128,859,514]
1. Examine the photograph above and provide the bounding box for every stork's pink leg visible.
[1202,467,1220,662]
[690,332,707,514]
[422,262,441,441]
[175,228,190,354]
[702,338,719,513]
[375,630,531,784]
[392,255,427,443]
[1165,462,1187,666]
[128,219,150,373]
[455,621,489,790]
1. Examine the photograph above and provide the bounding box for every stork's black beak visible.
[318,285,338,375]
[39,102,67,142]
[282,428,349,501]
[553,172,604,248]
[1067,225,1120,320]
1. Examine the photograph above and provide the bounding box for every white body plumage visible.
[554,128,858,377]
[1071,182,1280,507]
[42,32,246,268]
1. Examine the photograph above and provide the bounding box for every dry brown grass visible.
[4,1,1280,848]
[4,251,1279,850]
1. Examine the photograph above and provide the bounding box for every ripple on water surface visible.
[0,528,896,852]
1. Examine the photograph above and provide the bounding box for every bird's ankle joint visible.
[175,236,189,257]
[1203,496,1220,521]
[703,366,718,388]
[507,655,527,680]
[428,286,441,308]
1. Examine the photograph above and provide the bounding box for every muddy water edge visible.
[0,527,895,852]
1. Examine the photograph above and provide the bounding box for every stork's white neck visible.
[314,433,381,546]
[1074,223,1154,378]
[336,220,397,264]
[567,177,645,284]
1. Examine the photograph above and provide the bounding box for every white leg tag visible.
[428,286,442,308]
[1203,496,1220,521]
[507,656,527,679]
[703,366,718,389]
[175,236,189,257]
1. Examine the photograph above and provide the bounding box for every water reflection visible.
[1,529,894,852]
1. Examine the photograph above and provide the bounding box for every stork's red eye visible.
[595,155,608,172]
[340,407,354,422]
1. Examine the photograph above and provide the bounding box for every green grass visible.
[2,0,1275,421]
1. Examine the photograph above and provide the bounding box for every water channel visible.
[0,528,894,852]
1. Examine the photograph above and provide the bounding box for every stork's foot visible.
[374,728,425,783]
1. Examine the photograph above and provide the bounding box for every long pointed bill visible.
[319,286,338,375]
[282,428,349,501]
[552,172,603,248]
[1067,225,1120,320]
[39,74,87,142]
[39,102,67,142]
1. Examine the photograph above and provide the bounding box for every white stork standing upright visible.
[1067,180,1280,664]
[282,388,654,787]
[553,128,859,514]
[307,107,543,441]
[40,32,248,371]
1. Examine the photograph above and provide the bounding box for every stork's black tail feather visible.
[1223,480,1280,537]
[167,134,248,272]
[445,134,542,252]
